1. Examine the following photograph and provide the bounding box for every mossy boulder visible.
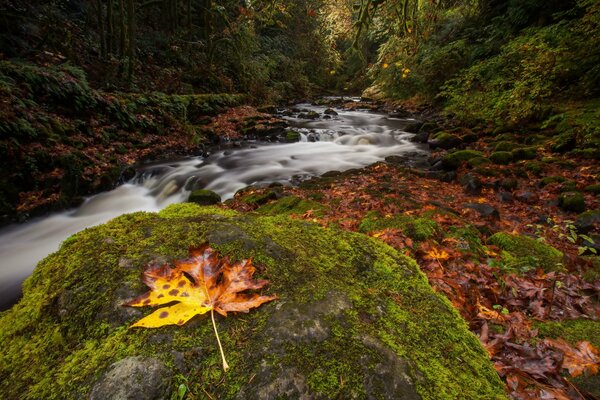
[575,210,600,234]
[584,184,600,194]
[558,191,586,213]
[467,156,491,167]
[489,151,513,165]
[0,204,506,399]
[487,232,564,272]
[493,141,516,152]
[428,132,463,150]
[511,147,538,161]
[285,130,302,142]
[441,150,483,170]
[187,189,221,205]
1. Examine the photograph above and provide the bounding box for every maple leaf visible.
[124,244,276,371]
[544,339,600,378]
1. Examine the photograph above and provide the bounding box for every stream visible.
[0,100,427,309]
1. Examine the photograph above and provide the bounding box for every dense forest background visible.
[0,0,598,219]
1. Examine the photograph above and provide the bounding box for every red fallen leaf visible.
[544,339,600,378]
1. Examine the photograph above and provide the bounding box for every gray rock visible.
[403,121,424,133]
[324,108,338,115]
[464,203,500,219]
[410,131,430,143]
[188,189,221,205]
[89,356,171,400]
[575,210,600,234]
[514,190,538,204]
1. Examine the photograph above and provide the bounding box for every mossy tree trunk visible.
[107,0,114,54]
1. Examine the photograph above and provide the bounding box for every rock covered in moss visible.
[187,189,221,205]
[0,204,506,399]
[442,150,483,170]
[488,232,564,272]
[558,191,586,213]
[511,147,538,161]
[428,132,463,150]
[575,210,600,234]
[489,151,513,165]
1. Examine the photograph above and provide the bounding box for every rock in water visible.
[0,204,507,400]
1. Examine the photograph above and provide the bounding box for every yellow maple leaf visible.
[124,244,276,371]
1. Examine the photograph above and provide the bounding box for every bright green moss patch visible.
[359,211,439,241]
[255,195,326,216]
[534,319,600,349]
[487,232,564,272]
[441,150,483,169]
[0,204,506,399]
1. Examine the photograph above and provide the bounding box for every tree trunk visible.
[127,0,135,85]
[97,0,106,58]
[107,0,114,54]
[119,0,126,58]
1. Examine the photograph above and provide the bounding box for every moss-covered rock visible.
[558,191,586,213]
[467,156,491,167]
[187,189,221,205]
[540,175,567,187]
[487,232,564,272]
[494,141,516,152]
[428,132,463,150]
[511,147,538,161]
[0,204,506,399]
[441,150,483,170]
[359,212,439,241]
[584,184,600,194]
[489,151,513,165]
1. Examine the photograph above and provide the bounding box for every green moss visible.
[558,191,586,213]
[540,175,566,186]
[0,204,505,399]
[489,151,513,165]
[584,184,600,194]
[255,195,325,216]
[468,156,491,167]
[534,319,600,349]
[441,150,483,169]
[359,212,438,241]
[511,147,538,161]
[487,232,564,272]
[446,225,486,257]
[493,141,516,152]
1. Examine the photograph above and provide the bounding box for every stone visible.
[389,109,412,118]
[511,147,538,161]
[298,111,320,119]
[188,189,221,205]
[558,191,586,213]
[487,232,563,272]
[403,120,424,133]
[0,205,507,399]
[442,150,483,170]
[428,132,463,150]
[464,203,500,219]
[459,174,482,195]
[575,210,600,234]
[411,131,430,143]
[489,151,513,165]
[514,190,538,204]
[89,357,171,400]
[324,108,338,115]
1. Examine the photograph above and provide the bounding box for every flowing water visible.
[0,101,427,309]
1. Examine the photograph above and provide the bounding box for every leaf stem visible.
[211,308,229,372]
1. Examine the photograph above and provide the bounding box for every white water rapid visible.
[0,101,427,309]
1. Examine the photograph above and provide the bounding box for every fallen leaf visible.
[544,339,600,378]
[124,244,276,371]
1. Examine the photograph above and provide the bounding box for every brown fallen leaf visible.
[544,338,600,378]
[124,244,276,371]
